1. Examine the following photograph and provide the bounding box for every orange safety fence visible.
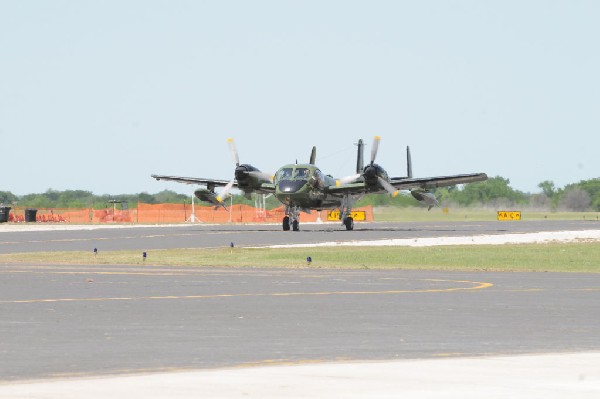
[5,204,373,224]
[135,203,373,224]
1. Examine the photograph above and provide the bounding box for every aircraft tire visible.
[292,220,300,231]
[283,216,290,231]
[344,217,354,231]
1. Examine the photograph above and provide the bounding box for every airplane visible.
[151,136,487,231]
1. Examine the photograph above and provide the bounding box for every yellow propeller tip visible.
[374,135,381,140]
[392,191,399,198]
[216,196,223,202]
[227,138,234,142]
[336,180,341,187]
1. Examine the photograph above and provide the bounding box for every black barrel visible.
[25,208,38,223]
[0,206,11,223]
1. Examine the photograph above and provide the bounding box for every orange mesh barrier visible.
[8,208,85,223]
[5,204,373,224]
[135,204,373,224]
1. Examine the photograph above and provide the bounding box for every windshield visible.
[295,168,309,178]
[278,168,294,180]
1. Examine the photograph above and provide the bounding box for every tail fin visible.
[356,139,364,173]
[309,146,317,165]
[406,146,413,178]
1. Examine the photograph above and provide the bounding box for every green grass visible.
[374,207,600,222]
[1,243,599,273]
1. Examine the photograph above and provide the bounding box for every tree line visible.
[1,176,599,211]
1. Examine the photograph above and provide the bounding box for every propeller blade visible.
[336,173,361,187]
[227,138,240,166]
[248,171,274,182]
[377,176,399,198]
[216,179,235,203]
[370,135,381,165]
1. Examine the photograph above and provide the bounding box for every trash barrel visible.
[25,208,38,223]
[0,207,11,223]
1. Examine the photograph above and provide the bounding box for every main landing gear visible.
[340,194,355,231]
[282,216,300,231]
[283,206,301,231]
[343,216,354,231]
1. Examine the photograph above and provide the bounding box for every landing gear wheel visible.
[283,216,290,231]
[344,217,354,231]
[292,220,300,231]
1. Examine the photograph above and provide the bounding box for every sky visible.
[1,1,599,196]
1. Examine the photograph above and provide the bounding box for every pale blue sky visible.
[1,1,598,195]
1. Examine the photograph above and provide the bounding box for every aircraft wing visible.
[389,173,488,190]
[151,174,233,187]
[151,174,276,193]
[324,182,369,195]
[325,173,487,195]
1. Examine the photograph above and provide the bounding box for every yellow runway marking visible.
[0,279,493,304]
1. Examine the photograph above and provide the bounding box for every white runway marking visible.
[260,230,600,248]
[1,352,598,399]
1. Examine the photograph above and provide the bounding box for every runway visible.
[1,219,599,253]
[1,221,599,397]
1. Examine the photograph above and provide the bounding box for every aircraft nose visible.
[278,180,306,193]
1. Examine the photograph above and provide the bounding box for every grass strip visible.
[373,207,600,222]
[1,242,599,273]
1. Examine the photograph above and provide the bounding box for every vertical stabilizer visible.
[356,139,364,173]
[407,146,413,178]
[309,146,317,165]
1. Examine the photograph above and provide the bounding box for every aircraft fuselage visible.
[274,164,345,210]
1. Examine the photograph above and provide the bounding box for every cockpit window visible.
[278,168,294,179]
[295,168,310,178]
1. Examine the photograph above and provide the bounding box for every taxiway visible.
[0,221,599,397]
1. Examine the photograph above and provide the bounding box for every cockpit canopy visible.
[275,166,326,193]
[277,167,311,180]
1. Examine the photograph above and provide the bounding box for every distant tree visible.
[56,190,94,208]
[154,190,189,204]
[137,192,157,204]
[19,193,53,208]
[445,176,526,206]
[538,180,556,198]
[577,178,600,211]
[0,191,18,205]
[559,188,591,211]
[528,193,551,209]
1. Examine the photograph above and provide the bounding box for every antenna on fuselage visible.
[309,146,316,165]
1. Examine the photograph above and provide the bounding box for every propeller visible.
[228,138,240,166]
[248,171,274,182]
[378,176,399,198]
[218,138,274,206]
[215,138,239,205]
[336,173,361,187]
[370,135,381,165]
[216,179,234,204]
[337,135,381,186]
[337,135,398,196]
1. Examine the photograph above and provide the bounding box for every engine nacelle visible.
[235,163,269,193]
[411,189,439,210]
[363,164,390,188]
[194,188,222,207]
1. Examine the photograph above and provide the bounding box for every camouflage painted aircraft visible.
[151,136,487,231]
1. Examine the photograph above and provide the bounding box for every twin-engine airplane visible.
[152,136,487,231]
